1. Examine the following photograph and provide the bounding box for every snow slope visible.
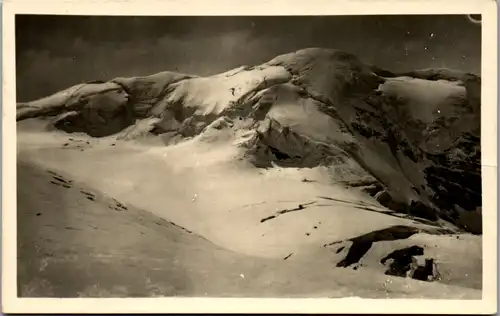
[17,154,480,298]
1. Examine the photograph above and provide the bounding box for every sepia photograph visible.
[2,0,497,314]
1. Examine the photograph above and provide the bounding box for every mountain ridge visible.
[16,47,482,234]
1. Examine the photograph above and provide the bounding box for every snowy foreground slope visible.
[17,48,482,298]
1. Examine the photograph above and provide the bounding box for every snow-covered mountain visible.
[16,48,482,298]
[17,48,481,233]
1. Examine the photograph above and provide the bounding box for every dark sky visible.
[16,15,481,102]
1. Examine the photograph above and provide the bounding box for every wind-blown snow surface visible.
[17,48,482,298]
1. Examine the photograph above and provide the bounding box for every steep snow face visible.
[239,82,372,186]
[252,83,353,145]
[150,65,291,118]
[16,47,482,233]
